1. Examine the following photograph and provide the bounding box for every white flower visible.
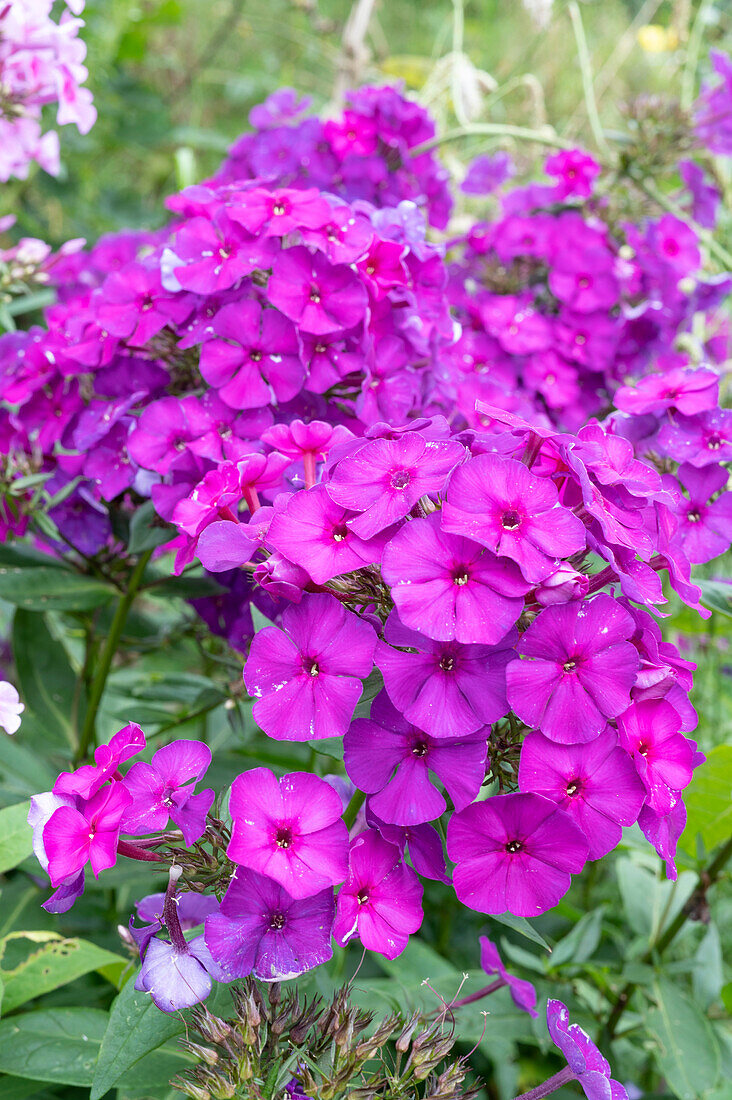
[0,681,24,735]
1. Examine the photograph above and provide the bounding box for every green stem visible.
[75,548,154,763]
[567,0,610,156]
[601,832,732,1044]
[681,0,713,111]
[409,122,570,158]
[343,788,366,830]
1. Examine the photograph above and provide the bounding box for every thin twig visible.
[567,1,611,156]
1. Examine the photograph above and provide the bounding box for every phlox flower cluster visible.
[0,0,95,182]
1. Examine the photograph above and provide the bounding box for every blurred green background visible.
[5,0,732,244]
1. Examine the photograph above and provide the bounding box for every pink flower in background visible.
[0,681,24,735]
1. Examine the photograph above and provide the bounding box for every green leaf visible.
[488,912,551,952]
[0,737,55,803]
[373,938,464,1011]
[616,859,696,940]
[250,605,276,633]
[128,502,174,554]
[0,1076,47,1100]
[12,612,76,748]
[90,977,185,1100]
[0,935,124,1015]
[647,979,720,1100]
[0,1008,108,1086]
[693,923,724,1010]
[699,580,732,618]
[0,805,32,876]
[0,568,115,612]
[680,746,732,854]
[548,908,604,969]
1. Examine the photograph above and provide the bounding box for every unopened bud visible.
[179,1040,219,1066]
[395,1013,420,1052]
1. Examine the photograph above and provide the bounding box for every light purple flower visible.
[547,999,629,1100]
[333,830,423,960]
[657,408,732,468]
[0,681,24,735]
[518,729,645,859]
[442,453,586,583]
[345,690,487,825]
[479,936,538,1018]
[461,152,514,195]
[121,740,214,846]
[447,792,588,917]
[376,611,516,738]
[244,593,377,740]
[506,595,639,744]
[204,867,334,981]
[134,934,224,1012]
[227,768,348,898]
[614,366,718,417]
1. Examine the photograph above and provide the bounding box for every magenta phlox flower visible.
[447,792,588,917]
[356,237,408,299]
[674,462,732,563]
[617,700,694,814]
[480,294,553,356]
[547,999,629,1100]
[266,485,390,584]
[173,210,277,293]
[135,934,225,1012]
[121,739,214,846]
[326,433,465,540]
[549,247,619,313]
[54,722,146,800]
[196,518,259,572]
[244,593,377,740]
[442,453,586,583]
[267,246,368,334]
[205,867,334,981]
[227,768,348,898]
[127,395,213,475]
[333,830,423,959]
[199,300,304,409]
[615,366,718,417]
[261,420,354,487]
[535,562,589,606]
[345,690,487,825]
[637,800,686,881]
[254,550,311,603]
[171,463,243,537]
[479,936,538,1018]
[44,781,132,886]
[507,595,639,744]
[302,204,374,264]
[376,611,516,738]
[555,310,618,370]
[368,814,450,883]
[656,407,732,467]
[228,187,331,237]
[518,729,645,859]
[573,422,669,499]
[381,512,530,644]
[545,149,600,199]
[95,261,190,347]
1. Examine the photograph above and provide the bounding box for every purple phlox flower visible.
[267,245,368,334]
[135,934,224,1013]
[518,728,645,860]
[248,88,312,129]
[534,562,589,607]
[196,518,258,572]
[694,49,732,154]
[302,204,374,265]
[637,799,686,881]
[345,689,487,826]
[649,214,701,276]
[679,160,720,229]
[326,432,465,540]
[479,936,538,1018]
[545,149,601,199]
[227,768,348,898]
[95,261,190,347]
[447,792,588,918]
[254,550,311,603]
[261,420,354,487]
[555,310,618,371]
[121,739,214,846]
[136,890,220,930]
[333,830,423,960]
[442,453,586,583]
[368,813,451,883]
[300,329,366,393]
[376,610,516,738]
[356,237,408,300]
[244,593,377,741]
[54,722,146,799]
[617,700,694,815]
[199,300,304,409]
[171,463,243,537]
[204,867,334,981]
[573,422,669,500]
[549,246,619,314]
[461,152,515,195]
[506,595,639,744]
[127,395,213,475]
[0,680,23,735]
[27,792,85,913]
[614,366,718,417]
[547,999,629,1100]
[266,485,390,584]
[228,187,331,238]
[236,450,292,512]
[480,293,553,356]
[324,109,379,157]
[172,210,278,293]
[381,512,530,644]
[674,462,732,563]
[43,781,132,886]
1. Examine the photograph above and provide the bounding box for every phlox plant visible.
[0,10,731,1100]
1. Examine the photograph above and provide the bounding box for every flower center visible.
[687,511,700,523]
[332,524,348,542]
[501,509,521,531]
[390,469,411,490]
[412,741,429,758]
[269,912,286,930]
[563,659,577,673]
[272,203,286,216]
[439,655,455,672]
[275,826,293,849]
[505,840,522,854]
[566,779,581,797]
[707,434,722,450]
[637,741,649,756]
[578,276,591,288]
[307,660,319,677]
[309,289,321,303]
[357,889,370,905]
[453,568,470,586]
[250,349,263,362]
